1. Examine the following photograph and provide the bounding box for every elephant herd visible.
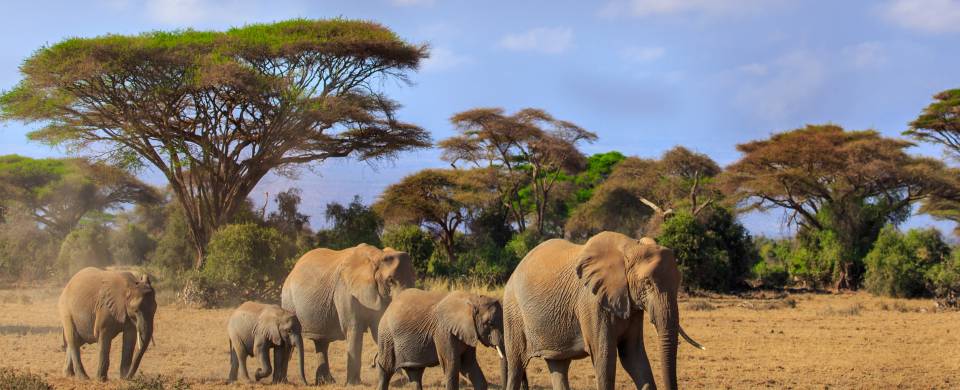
[57,231,703,389]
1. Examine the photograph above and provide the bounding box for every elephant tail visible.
[679,325,705,350]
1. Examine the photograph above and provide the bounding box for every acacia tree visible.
[566,146,722,239]
[906,88,960,233]
[375,168,494,264]
[0,19,431,269]
[724,124,950,289]
[0,155,159,238]
[440,108,596,233]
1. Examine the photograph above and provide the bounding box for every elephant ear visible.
[341,247,382,309]
[259,313,284,346]
[575,236,631,319]
[436,293,479,347]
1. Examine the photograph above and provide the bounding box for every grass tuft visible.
[0,368,52,390]
[117,375,191,390]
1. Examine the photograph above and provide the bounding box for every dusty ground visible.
[0,287,958,389]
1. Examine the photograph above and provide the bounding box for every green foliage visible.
[925,251,960,306]
[657,208,757,292]
[150,204,194,273]
[200,223,295,303]
[864,226,949,298]
[752,237,791,288]
[573,151,626,203]
[57,222,112,278]
[0,368,53,390]
[788,229,840,288]
[504,229,543,262]
[110,223,156,265]
[381,224,434,277]
[316,195,382,250]
[0,207,58,281]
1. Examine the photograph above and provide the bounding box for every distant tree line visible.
[1,19,960,307]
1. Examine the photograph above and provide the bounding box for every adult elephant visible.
[281,244,416,385]
[59,267,156,381]
[502,232,703,390]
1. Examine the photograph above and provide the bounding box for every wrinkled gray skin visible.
[281,244,416,385]
[502,232,703,390]
[376,289,503,390]
[59,267,156,381]
[227,302,307,384]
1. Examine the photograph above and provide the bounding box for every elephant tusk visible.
[496,345,505,360]
[679,325,705,350]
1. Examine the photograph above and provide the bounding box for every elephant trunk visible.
[651,291,679,390]
[125,311,153,379]
[291,333,307,385]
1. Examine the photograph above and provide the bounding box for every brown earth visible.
[0,287,958,389]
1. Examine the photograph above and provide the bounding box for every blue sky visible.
[2,0,960,236]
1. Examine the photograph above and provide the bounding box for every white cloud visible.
[600,0,785,18]
[498,27,573,54]
[390,0,435,7]
[881,0,960,33]
[733,50,826,121]
[842,42,887,69]
[620,46,665,62]
[421,47,472,72]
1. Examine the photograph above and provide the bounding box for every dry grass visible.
[0,288,958,389]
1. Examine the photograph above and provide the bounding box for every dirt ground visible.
[0,287,958,389]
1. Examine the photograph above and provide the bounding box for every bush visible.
[0,368,52,390]
[659,212,730,291]
[925,253,960,308]
[788,229,840,288]
[752,237,791,288]
[57,222,112,278]
[0,208,58,281]
[864,226,949,298]
[150,204,195,273]
[110,223,157,265]
[381,225,434,277]
[504,230,543,262]
[200,223,296,304]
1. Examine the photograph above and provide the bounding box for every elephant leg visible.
[438,340,461,390]
[345,325,364,385]
[271,345,286,384]
[228,341,239,383]
[96,331,112,382]
[404,367,424,390]
[376,360,393,390]
[63,320,88,379]
[589,337,617,390]
[460,349,487,390]
[313,339,335,385]
[63,349,74,377]
[504,344,526,390]
[618,335,655,389]
[233,340,252,383]
[545,359,572,390]
[119,326,136,378]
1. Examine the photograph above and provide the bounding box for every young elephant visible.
[227,302,307,384]
[376,289,503,390]
[59,267,156,381]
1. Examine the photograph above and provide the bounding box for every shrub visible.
[788,229,840,289]
[110,223,157,265]
[504,229,543,262]
[150,204,194,273]
[381,224,435,277]
[0,368,53,390]
[57,222,112,278]
[864,226,949,298]
[658,211,732,292]
[200,223,295,304]
[0,208,58,281]
[925,250,960,308]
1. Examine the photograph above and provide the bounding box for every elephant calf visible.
[376,289,503,390]
[227,302,307,384]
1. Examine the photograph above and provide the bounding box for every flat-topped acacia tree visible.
[0,19,431,269]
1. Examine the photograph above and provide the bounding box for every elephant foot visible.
[315,373,336,386]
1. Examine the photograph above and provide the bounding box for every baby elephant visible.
[376,289,503,390]
[227,302,307,384]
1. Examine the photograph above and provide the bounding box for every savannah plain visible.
[1,286,957,390]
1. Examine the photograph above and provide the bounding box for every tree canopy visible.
[440,107,596,233]
[0,155,158,238]
[723,124,951,289]
[0,19,431,268]
[906,88,960,234]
